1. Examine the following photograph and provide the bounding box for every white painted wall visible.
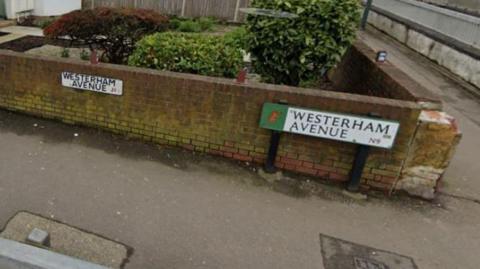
[5,0,34,19]
[34,0,81,16]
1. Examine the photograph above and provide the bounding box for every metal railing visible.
[372,0,480,51]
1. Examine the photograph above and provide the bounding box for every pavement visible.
[0,26,44,37]
[0,20,15,28]
[0,25,43,45]
[0,28,479,269]
[1,212,128,268]
[359,27,480,202]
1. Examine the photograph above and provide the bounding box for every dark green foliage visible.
[61,48,70,58]
[246,0,360,86]
[128,32,243,78]
[80,49,90,61]
[224,27,249,50]
[170,16,217,32]
[197,17,216,31]
[177,20,202,32]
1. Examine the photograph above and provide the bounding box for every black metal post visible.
[264,130,282,173]
[361,0,374,30]
[264,100,288,174]
[347,113,380,192]
[346,144,371,192]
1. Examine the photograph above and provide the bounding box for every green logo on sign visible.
[259,103,288,131]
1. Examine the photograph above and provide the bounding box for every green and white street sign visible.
[259,103,400,149]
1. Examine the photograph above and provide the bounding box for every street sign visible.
[61,72,123,96]
[259,103,400,149]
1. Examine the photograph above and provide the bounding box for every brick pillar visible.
[396,110,462,199]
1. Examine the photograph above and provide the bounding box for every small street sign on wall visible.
[61,72,123,96]
[259,103,400,149]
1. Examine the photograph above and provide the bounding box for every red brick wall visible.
[0,49,421,193]
[329,41,442,109]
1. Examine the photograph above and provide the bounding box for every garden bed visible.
[0,6,440,106]
[0,36,77,52]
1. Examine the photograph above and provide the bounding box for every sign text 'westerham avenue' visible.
[61,72,123,96]
[259,103,400,149]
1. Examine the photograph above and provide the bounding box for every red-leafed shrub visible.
[44,8,169,64]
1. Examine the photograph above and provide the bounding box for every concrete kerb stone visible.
[0,26,44,37]
[391,22,408,43]
[0,212,129,268]
[0,33,26,45]
[406,29,435,57]
[368,10,480,90]
[0,238,112,269]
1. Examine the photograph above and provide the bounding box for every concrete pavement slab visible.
[1,212,129,268]
[0,33,26,44]
[0,26,43,37]
[0,20,15,28]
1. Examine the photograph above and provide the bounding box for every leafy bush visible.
[170,17,216,32]
[61,48,70,58]
[44,8,169,64]
[224,27,249,51]
[246,0,360,86]
[128,32,243,78]
[80,49,90,61]
[197,17,216,31]
[177,20,202,32]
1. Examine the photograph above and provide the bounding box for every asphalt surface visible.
[0,28,479,269]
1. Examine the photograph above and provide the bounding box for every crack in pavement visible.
[438,191,480,205]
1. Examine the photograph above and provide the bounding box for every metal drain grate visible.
[354,257,389,269]
[320,234,418,269]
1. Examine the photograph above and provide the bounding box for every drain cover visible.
[320,234,418,269]
[354,257,389,269]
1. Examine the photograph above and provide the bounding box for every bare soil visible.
[0,36,79,52]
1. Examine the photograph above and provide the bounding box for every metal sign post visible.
[347,144,371,192]
[361,0,374,29]
[264,101,288,173]
[347,113,381,192]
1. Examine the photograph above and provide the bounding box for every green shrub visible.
[129,32,243,78]
[80,49,90,61]
[177,20,202,32]
[172,17,216,32]
[246,0,360,86]
[197,17,216,31]
[169,16,184,29]
[224,27,249,50]
[61,48,70,58]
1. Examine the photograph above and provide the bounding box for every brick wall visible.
[0,47,456,197]
[329,41,442,110]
